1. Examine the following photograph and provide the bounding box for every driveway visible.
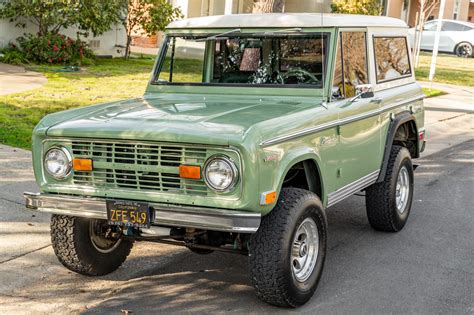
[0,89,472,313]
[0,63,47,95]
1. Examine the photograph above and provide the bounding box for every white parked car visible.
[408,19,474,57]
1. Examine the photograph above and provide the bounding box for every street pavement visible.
[0,91,472,313]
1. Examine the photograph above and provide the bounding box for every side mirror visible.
[349,84,374,103]
[356,84,374,98]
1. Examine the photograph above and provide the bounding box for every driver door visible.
[331,31,382,192]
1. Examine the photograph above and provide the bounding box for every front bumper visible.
[24,192,261,233]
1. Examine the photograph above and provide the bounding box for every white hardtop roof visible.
[167,13,408,30]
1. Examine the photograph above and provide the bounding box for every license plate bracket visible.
[106,200,150,228]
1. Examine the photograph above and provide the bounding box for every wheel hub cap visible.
[291,217,319,282]
[396,166,410,214]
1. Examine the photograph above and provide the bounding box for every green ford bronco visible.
[25,13,425,307]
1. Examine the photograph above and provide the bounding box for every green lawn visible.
[422,87,447,98]
[415,52,474,86]
[0,52,471,150]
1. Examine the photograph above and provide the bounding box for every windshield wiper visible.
[196,28,241,42]
[263,28,303,36]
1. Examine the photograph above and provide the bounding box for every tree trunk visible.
[124,35,132,59]
[252,0,285,13]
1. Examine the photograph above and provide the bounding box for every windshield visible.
[154,33,330,88]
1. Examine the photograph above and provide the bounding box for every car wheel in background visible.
[455,42,473,58]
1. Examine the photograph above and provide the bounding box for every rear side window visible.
[373,37,412,83]
[442,22,470,31]
[332,32,368,99]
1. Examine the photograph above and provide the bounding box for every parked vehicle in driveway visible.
[24,13,426,308]
[408,19,474,57]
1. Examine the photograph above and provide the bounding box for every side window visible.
[423,22,437,31]
[373,37,412,83]
[442,22,468,31]
[332,32,368,99]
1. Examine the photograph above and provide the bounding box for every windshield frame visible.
[150,29,334,93]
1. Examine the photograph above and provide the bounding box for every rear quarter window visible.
[373,37,412,83]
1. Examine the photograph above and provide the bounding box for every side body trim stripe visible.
[327,170,380,207]
[260,94,424,147]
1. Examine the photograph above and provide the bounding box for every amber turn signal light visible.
[260,191,277,205]
[73,158,93,172]
[179,165,201,179]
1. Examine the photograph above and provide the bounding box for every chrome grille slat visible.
[71,140,209,195]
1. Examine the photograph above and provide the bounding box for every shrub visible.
[17,33,94,65]
[0,44,28,65]
[331,0,383,15]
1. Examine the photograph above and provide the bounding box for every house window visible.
[373,37,412,83]
[332,32,368,99]
[453,0,461,19]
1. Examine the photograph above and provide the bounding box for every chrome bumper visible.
[24,192,261,233]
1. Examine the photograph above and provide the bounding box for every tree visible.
[252,0,285,13]
[124,0,182,59]
[418,0,440,22]
[331,0,383,15]
[0,0,124,37]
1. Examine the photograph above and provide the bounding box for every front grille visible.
[71,140,209,195]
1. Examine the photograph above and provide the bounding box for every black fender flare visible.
[376,111,418,183]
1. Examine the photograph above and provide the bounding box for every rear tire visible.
[455,42,472,58]
[249,188,327,307]
[365,146,414,232]
[50,215,133,276]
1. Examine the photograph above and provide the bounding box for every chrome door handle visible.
[370,97,382,104]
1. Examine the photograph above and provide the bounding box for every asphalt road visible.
[0,111,473,314]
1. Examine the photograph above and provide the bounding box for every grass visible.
[0,56,203,149]
[0,52,470,149]
[422,87,447,98]
[415,52,474,86]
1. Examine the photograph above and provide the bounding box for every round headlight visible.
[204,156,238,192]
[44,147,72,179]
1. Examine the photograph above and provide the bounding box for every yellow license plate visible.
[106,200,150,228]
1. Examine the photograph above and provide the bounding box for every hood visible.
[46,94,322,145]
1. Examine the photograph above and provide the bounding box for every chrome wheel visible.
[456,43,472,57]
[291,217,319,282]
[89,220,122,253]
[396,166,410,214]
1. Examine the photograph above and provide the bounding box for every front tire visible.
[249,188,327,307]
[365,146,414,232]
[51,215,133,276]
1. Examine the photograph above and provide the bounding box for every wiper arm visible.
[196,28,241,42]
[263,27,303,36]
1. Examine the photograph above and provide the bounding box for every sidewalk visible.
[420,81,473,113]
[0,63,47,95]
[420,81,473,156]
[130,46,159,56]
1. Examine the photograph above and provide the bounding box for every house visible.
[0,19,126,57]
[385,0,474,26]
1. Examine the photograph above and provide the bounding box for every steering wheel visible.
[281,68,319,84]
